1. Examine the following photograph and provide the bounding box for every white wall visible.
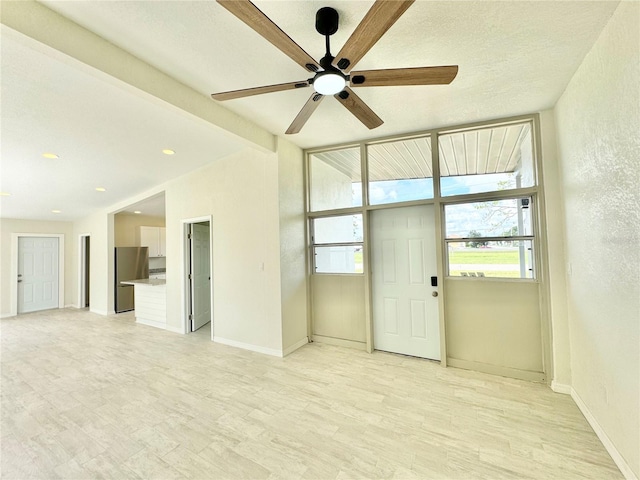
[539,110,572,387]
[445,279,544,381]
[276,138,309,353]
[72,211,111,315]
[165,147,283,353]
[22,139,305,356]
[554,2,639,477]
[0,218,75,317]
[66,146,287,354]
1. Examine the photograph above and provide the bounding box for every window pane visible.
[314,215,363,244]
[439,122,535,197]
[310,148,361,211]
[314,246,363,274]
[445,198,533,239]
[367,136,434,205]
[447,240,534,279]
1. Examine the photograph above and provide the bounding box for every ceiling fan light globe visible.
[314,72,346,95]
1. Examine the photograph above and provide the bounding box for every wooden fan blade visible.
[217,0,320,72]
[331,0,415,73]
[350,66,458,87]
[286,93,324,134]
[211,81,310,101]
[334,87,383,130]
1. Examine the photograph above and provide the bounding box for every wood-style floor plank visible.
[1,308,623,479]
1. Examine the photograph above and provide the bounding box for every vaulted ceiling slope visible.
[0,1,619,221]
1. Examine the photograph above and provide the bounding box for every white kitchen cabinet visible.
[138,226,166,257]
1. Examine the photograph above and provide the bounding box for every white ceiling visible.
[0,30,245,221]
[1,1,619,221]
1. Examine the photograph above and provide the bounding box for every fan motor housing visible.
[316,7,339,36]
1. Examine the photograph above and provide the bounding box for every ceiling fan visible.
[211,0,458,135]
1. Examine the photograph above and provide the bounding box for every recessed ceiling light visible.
[162,149,175,155]
[95,187,106,192]
[0,192,11,196]
[42,153,59,159]
[134,210,142,214]
[52,209,61,214]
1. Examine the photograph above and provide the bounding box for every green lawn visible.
[449,249,519,264]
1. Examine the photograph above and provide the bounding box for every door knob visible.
[432,291,438,297]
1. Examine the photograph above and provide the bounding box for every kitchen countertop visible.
[121,279,166,287]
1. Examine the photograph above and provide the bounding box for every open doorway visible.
[79,234,90,309]
[182,217,213,337]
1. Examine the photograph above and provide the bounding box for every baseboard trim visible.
[551,381,572,395]
[311,335,367,351]
[91,309,109,316]
[213,336,283,358]
[135,318,167,330]
[164,325,184,334]
[0,313,15,319]
[446,357,546,382]
[283,337,309,356]
[571,388,637,480]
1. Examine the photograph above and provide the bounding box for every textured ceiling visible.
[0,31,245,221]
[41,0,618,148]
[0,1,620,221]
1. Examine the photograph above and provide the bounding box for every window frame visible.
[310,214,364,276]
[443,194,538,280]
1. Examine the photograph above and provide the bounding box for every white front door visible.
[190,223,211,331]
[371,205,440,360]
[18,237,59,313]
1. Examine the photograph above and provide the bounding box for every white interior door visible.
[191,223,211,331]
[18,237,59,313]
[371,205,440,360]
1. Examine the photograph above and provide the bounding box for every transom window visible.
[439,122,535,197]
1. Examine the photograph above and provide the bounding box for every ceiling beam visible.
[1,0,276,153]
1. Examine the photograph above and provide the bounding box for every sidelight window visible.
[444,197,535,279]
[312,214,363,274]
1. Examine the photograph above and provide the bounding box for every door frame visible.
[180,215,213,338]
[9,233,65,317]
[77,233,90,309]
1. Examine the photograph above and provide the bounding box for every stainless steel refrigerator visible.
[115,247,149,313]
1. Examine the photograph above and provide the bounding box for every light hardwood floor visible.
[1,308,621,479]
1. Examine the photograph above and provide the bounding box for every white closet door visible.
[18,237,59,313]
